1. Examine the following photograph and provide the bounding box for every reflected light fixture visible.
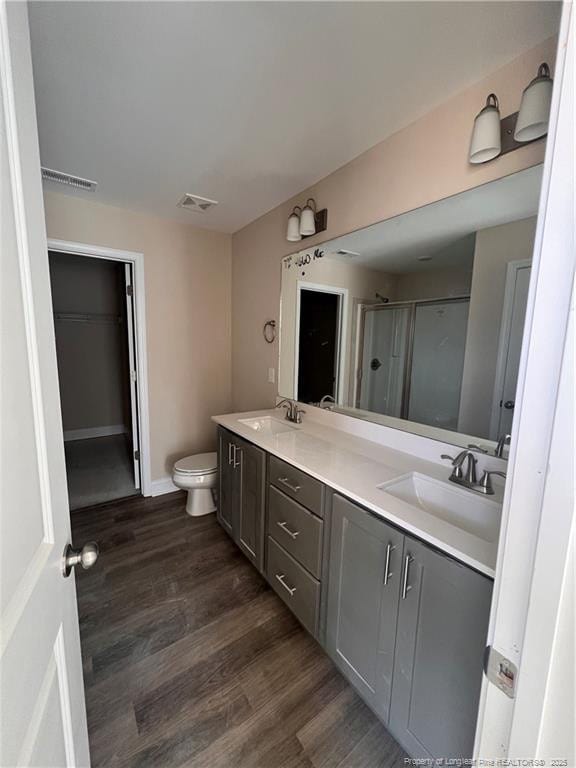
[469,94,501,164]
[286,206,302,242]
[285,198,328,242]
[514,63,553,142]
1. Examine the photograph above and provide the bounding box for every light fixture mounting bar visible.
[500,112,544,157]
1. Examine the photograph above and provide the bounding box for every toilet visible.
[172,452,218,517]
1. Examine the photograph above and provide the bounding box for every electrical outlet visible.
[268,367,275,384]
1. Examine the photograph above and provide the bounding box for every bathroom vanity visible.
[213,410,498,761]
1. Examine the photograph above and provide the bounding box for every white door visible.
[124,263,141,489]
[1,3,91,766]
[489,261,532,439]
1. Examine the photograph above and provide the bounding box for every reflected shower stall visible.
[356,298,470,431]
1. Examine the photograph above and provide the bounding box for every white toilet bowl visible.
[172,452,218,517]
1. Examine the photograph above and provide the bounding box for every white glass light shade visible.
[299,199,316,236]
[286,208,302,242]
[514,64,553,142]
[469,94,501,164]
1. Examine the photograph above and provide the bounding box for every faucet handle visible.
[479,470,507,495]
[441,454,463,480]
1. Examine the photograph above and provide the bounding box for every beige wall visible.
[231,37,555,412]
[44,191,232,481]
[458,216,537,438]
[49,252,130,434]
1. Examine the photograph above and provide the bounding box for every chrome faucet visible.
[319,394,335,410]
[441,451,507,495]
[441,450,478,487]
[495,433,511,458]
[275,398,305,424]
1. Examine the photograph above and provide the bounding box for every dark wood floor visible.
[72,492,407,768]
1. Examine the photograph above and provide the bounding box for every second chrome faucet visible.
[441,450,506,495]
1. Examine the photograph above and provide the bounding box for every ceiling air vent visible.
[177,193,218,213]
[41,167,97,191]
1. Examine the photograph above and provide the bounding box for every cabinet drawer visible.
[267,486,323,578]
[267,537,320,636]
[269,455,324,515]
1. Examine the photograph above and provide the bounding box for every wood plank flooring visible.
[72,492,407,768]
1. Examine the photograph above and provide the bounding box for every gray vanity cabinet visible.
[217,428,266,571]
[389,536,493,760]
[326,494,404,722]
[217,428,238,537]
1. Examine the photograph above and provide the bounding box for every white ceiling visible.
[322,165,542,272]
[28,2,560,233]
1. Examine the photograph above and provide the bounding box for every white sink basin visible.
[238,416,297,436]
[378,472,501,542]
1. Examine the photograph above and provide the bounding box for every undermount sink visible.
[378,472,501,542]
[238,416,297,436]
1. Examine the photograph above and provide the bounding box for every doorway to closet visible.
[49,249,142,510]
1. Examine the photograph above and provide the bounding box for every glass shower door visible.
[407,299,470,431]
[358,306,410,417]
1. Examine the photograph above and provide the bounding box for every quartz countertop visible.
[212,409,501,578]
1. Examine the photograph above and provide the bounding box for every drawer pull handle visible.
[278,477,301,493]
[401,554,414,599]
[275,573,297,596]
[228,443,234,466]
[277,521,300,539]
[383,542,396,585]
[233,445,242,469]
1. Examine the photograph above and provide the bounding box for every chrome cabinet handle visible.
[383,542,396,585]
[62,542,99,577]
[233,445,242,468]
[228,443,234,466]
[277,521,300,540]
[401,554,414,599]
[275,573,296,596]
[278,477,301,493]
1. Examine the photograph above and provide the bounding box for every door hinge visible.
[134,449,140,461]
[126,285,134,297]
[484,645,517,698]
[131,369,137,382]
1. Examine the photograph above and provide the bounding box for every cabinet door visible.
[326,494,404,722]
[235,437,266,571]
[389,536,493,760]
[217,428,236,537]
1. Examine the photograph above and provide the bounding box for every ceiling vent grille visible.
[41,167,97,191]
[177,193,218,213]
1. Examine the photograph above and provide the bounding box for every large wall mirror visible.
[278,166,543,456]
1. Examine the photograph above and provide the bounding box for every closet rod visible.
[54,312,122,325]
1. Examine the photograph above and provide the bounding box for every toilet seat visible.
[173,452,217,476]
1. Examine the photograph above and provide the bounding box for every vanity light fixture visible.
[469,94,502,164]
[469,62,552,165]
[299,199,317,236]
[286,207,303,242]
[514,63,553,142]
[285,198,328,242]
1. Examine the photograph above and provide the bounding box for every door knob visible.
[62,542,99,577]
[503,400,515,410]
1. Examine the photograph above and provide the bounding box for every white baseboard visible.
[150,477,180,497]
[64,424,127,442]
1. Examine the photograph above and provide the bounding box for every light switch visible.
[268,367,275,384]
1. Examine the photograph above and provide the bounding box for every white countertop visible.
[212,409,502,578]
